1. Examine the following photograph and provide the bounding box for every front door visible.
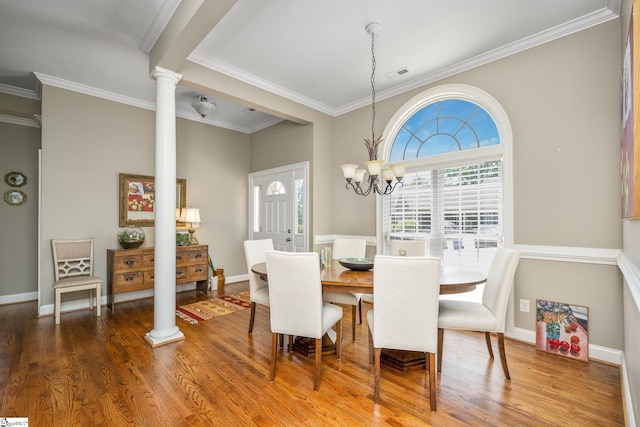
[248,162,308,252]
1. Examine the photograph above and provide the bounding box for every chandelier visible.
[340,22,406,196]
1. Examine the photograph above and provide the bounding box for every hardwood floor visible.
[0,281,625,426]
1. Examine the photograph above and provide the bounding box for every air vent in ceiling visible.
[385,67,409,79]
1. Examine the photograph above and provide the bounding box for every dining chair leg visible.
[95,284,101,317]
[269,333,278,381]
[248,302,256,334]
[351,306,357,342]
[497,332,511,380]
[437,328,444,373]
[373,347,381,403]
[368,327,374,365]
[485,331,495,359]
[55,289,61,325]
[89,288,94,310]
[428,352,436,411]
[335,319,342,360]
[314,337,322,391]
[288,335,293,352]
[358,300,362,324]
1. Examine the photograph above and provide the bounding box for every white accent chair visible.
[367,255,441,410]
[52,238,102,325]
[266,250,342,391]
[437,247,521,379]
[243,239,274,334]
[323,237,366,341]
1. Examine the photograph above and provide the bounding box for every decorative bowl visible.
[338,257,374,271]
[118,227,145,249]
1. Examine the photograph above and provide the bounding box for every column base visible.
[145,330,185,347]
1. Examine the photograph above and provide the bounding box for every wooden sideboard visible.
[107,244,209,312]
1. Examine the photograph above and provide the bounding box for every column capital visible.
[151,66,182,84]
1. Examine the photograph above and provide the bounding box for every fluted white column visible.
[146,66,184,347]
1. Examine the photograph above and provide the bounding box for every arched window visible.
[380,84,513,273]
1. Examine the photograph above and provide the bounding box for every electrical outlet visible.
[519,299,530,313]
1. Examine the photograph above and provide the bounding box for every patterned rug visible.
[176,292,251,324]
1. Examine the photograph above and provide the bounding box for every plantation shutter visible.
[382,160,502,272]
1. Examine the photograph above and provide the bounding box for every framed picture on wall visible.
[622,0,640,219]
[119,173,186,227]
[535,299,588,362]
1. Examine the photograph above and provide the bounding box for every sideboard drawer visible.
[115,255,143,271]
[115,271,143,288]
[189,249,207,263]
[189,264,208,280]
[144,270,155,284]
[143,254,155,267]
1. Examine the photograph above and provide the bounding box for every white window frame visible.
[376,84,514,255]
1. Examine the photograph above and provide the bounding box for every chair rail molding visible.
[514,244,620,265]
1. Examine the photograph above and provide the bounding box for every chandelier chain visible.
[370,30,377,142]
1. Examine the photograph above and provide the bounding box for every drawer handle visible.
[176,270,184,275]
[176,255,183,261]
[195,268,203,273]
[124,260,134,265]
[195,254,202,259]
[125,275,135,281]
[150,258,154,263]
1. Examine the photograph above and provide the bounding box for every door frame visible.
[248,161,309,251]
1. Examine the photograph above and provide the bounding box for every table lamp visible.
[180,207,201,245]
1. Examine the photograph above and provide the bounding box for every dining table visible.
[250,259,486,371]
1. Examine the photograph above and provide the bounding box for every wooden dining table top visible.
[250,259,486,295]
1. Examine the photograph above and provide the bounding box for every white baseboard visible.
[38,283,197,316]
[510,327,622,365]
[0,291,37,305]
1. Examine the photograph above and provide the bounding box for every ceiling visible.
[0,0,619,133]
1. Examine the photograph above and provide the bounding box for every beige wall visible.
[39,86,250,311]
[333,21,623,348]
[0,113,40,298]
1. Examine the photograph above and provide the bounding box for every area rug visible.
[176,292,251,324]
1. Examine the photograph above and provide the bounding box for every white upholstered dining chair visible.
[437,247,521,379]
[51,238,102,325]
[367,255,441,410]
[323,237,366,341]
[266,250,342,391]
[243,238,274,334]
[362,239,429,305]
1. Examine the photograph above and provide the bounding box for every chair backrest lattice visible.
[52,239,94,281]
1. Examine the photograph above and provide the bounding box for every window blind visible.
[382,160,503,272]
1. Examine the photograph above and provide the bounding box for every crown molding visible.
[187,52,336,117]
[32,72,272,134]
[139,0,183,54]
[0,113,40,128]
[34,73,156,111]
[0,82,40,100]
[188,3,619,118]
[336,4,620,116]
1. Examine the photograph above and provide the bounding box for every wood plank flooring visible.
[0,281,625,426]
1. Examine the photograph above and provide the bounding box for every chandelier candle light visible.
[341,22,406,196]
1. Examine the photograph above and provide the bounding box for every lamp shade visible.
[180,207,201,225]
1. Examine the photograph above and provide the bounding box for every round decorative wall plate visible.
[4,171,27,187]
[4,190,26,206]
